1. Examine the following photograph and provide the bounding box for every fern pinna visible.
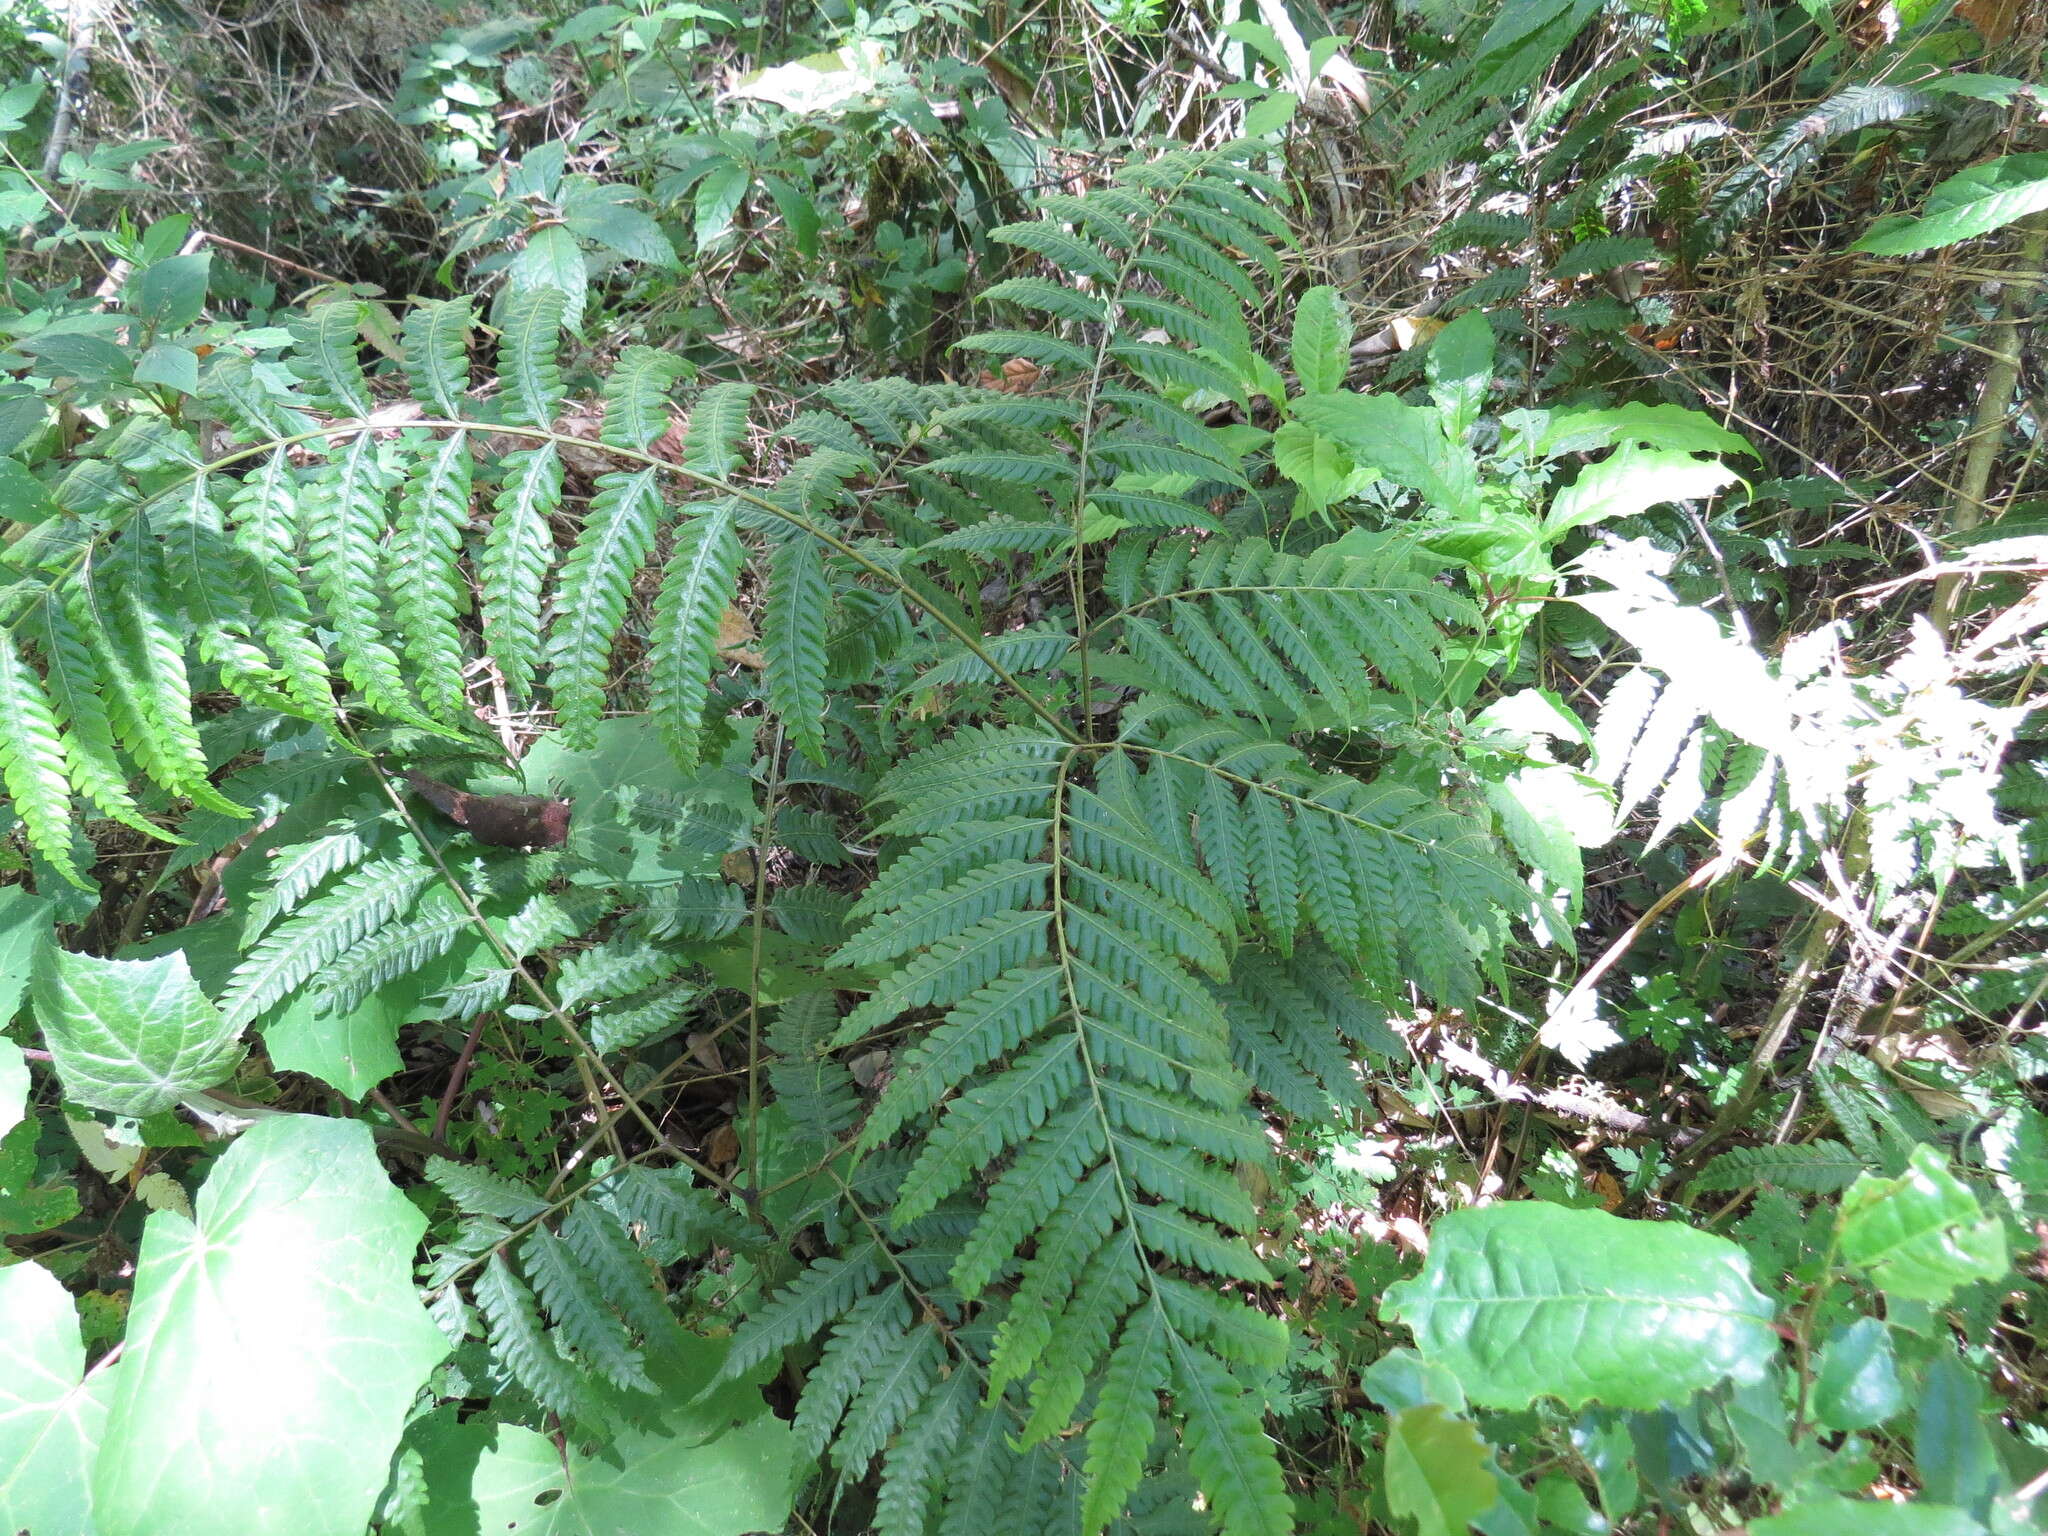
[0,143,1531,1533]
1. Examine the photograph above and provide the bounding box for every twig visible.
[194,230,346,287]
[430,1013,491,1145]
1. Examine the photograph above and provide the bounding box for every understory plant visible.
[0,55,2041,1536]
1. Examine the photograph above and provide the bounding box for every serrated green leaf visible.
[32,945,243,1116]
[1382,1202,1777,1410]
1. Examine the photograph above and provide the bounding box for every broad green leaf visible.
[761,173,820,257]
[133,341,200,394]
[0,456,55,525]
[31,944,244,1116]
[0,1260,113,1536]
[92,1116,449,1536]
[1290,391,1483,519]
[464,1383,796,1536]
[693,161,751,250]
[1851,153,2048,257]
[1382,1202,1776,1410]
[507,223,589,331]
[1837,1144,2008,1303]
[1242,89,1298,139]
[562,181,678,267]
[1751,1501,1985,1536]
[1424,309,1493,439]
[1272,421,1370,513]
[1385,1403,1500,1536]
[1290,286,1351,397]
[261,986,405,1100]
[1544,446,1739,538]
[1525,402,1756,460]
[1915,1353,2002,1513]
[12,331,132,386]
[1813,1318,1902,1431]
[129,252,211,329]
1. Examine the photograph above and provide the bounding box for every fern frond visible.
[872,1366,976,1536]
[981,276,1111,327]
[989,221,1119,282]
[793,1284,912,1461]
[497,285,568,430]
[220,857,435,1027]
[520,1226,655,1394]
[547,467,663,746]
[682,383,757,474]
[312,887,470,1015]
[766,992,862,1149]
[475,1250,602,1424]
[558,1199,684,1350]
[953,330,1094,373]
[287,300,371,417]
[89,541,242,815]
[151,478,286,713]
[647,503,745,769]
[401,297,474,419]
[1167,1332,1291,1536]
[833,1324,944,1476]
[16,594,159,840]
[764,533,832,765]
[600,345,686,451]
[1080,1298,1168,1533]
[0,626,89,886]
[480,443,562,700]
[307,434,426,725]
[390,432,475,723]
[226,448,335,719]
[1693,1140,1869,1194]
[241,823,378,942]
[428,1155,553,1221]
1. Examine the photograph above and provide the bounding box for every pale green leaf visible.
[92,1117,449,1536]
[1544,446,1739,538]
[1851,153,2048,257]
[0,1260,112,1536]
[1382,1202,1777,1410]
[31,945,243,1117]
[1289,285,1351,397]
[1837,1144,2009,1303]
[1385,1403,1501,1536]
[465,1390,797,1536]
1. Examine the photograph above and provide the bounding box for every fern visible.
[1693,1141,1870,1194]
[682,382,757,473]
[0,625,89,888]
[307,433,425,726]
[547,466,663,746]
[763,532,832,765]
[647,504,746,768]
[497,285,568,430]
[599,344,685,451]
[287,300,372,417]
[0,141,1550,1536]
[220,858,436,1027]
[480,443,563,702]
[401,297,475,421]
[390,433,476,723]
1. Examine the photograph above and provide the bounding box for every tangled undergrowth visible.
[0,1,2044,1533]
